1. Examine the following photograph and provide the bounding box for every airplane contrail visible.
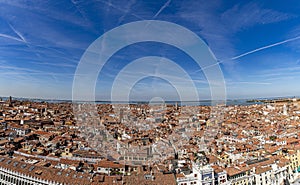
[8,23,27,43]
[0,33,24,43]
[8,23,42,58]
[153,0,171,19]
[198,35,300,72]
[230,35,300,60]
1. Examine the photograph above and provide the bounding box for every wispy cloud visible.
[256,66,300,77]
[70,0,89,21]
[0,62,41,73]
[221,2,296,32]
[0,1,92,28]
[243,65,300,86]
[117,0,137,24]
[8,22,42,58]
[0,60,75,79]
[178,1,295,61]
[97,0,144,21]
[227,81,272,85]
[0,1,96,51]
[30,61,77,68]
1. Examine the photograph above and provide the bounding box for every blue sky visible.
[1,0,300,100]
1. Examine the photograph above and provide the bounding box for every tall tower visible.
[283,104,288,116]
[0,97,3,110]
[8,96,12,106]
[119,108,124,123]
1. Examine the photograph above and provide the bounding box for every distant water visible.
[0,96,264,106]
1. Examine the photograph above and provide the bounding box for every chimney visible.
[137,166,143,174]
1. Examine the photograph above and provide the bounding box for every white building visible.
[177,162,214,185]
[254,166,272,185]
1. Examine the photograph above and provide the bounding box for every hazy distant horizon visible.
[1,94,298,103]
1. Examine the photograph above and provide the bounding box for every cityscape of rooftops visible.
[1,1,300,185]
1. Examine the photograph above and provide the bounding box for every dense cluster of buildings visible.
[0,96,300,184]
